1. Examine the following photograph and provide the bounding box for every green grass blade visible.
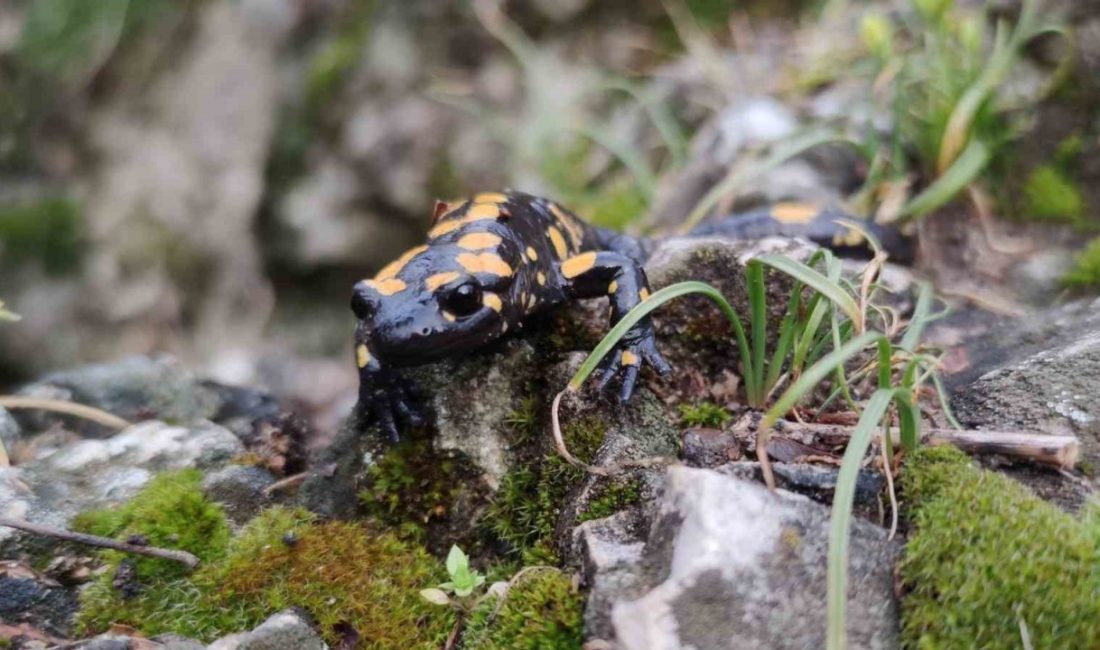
[826,388,895,650]
[792,293,829,373]
[567,281,754,397]
[931,372,964,430]
[762,332,881,429]
[900,138,991,220]
[899,281,936,351]
[765,283,803,394]
[747,261,768,407]
[877,339,893,389]
[894,389,922,451]
[757,254,862,330]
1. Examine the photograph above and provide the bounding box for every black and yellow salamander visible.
[351,191,912,440]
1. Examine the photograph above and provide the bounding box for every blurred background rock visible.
[1,0,1096,434]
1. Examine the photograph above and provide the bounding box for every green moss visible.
[1063,237,1100,290]
[0,198,83,275]
[504,395,541,445]
[359,432,470,543]
[216,519,453,648]
[578,477,642,523]
[678,401,732,428]
[1022,165,1085,224]
[462,569,584,650]
[486,417,606,562]
[899,446,1100,649]
[78,505,454,648]
[73,470,230,582]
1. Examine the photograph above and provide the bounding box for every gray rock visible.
[682,428,742,467]
[75,638,132,650]
[594,467,899,650]
[574,510,650,641]
[0,561,78,637]
[154,634,206,650]
[203,465,275,525]
[16,356,223,435]
[950,297,1100,472]
[207,608,328,650]
[0,420,242,556]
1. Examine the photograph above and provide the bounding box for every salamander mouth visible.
[361,309,502,367]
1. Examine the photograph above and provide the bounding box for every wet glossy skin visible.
[351,191,668,440]
[351,192,912,441]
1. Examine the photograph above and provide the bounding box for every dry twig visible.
[0,517,199,569]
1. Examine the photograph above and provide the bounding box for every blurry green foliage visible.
[0,198,84,275]
[1022,165,1084,224]
[678,400,732,427]
[1063,238,1100,290]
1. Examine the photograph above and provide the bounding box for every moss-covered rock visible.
[76,491,455,648]
[462,569,584,650]
[73,469,230,582]
[900,445,1100,649]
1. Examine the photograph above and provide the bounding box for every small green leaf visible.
[438,581,455,592]
[419,588,451,606]
[445,544,466,577]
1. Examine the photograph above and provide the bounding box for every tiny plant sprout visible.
[420,545,487,608]
[0,300,19,322]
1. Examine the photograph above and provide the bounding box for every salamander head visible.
[350,242,517,368]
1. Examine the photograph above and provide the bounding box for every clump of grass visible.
[678,401,732,427]
[900,445,1100,648]
[1064,238,1100,289]
[854,0,1064,221]
[560,248,949,649]
[462,569,584,650]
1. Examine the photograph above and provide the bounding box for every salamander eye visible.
[351,284,376,320]
[441,282,483,317]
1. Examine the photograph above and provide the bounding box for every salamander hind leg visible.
[559,250,671,402]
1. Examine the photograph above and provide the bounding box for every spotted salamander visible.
[351,191,911,440]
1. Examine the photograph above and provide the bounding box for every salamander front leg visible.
[560,251,671,401]
[355,343,424,442]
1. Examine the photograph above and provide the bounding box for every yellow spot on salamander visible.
[457,232,502,250]
[456,252,512,277]
[832,227,865,247]
[547,226,568,258]
[551,204,585,247]
[608,280,618,294]
[474,192,509,204]
[483,292,502,312]
[771,202,820,224]
[356,344,371,368]
[442,311,456,322]
[621,350,639,366]
[639,287,650,300]
[526,246,538,261]
[537,272,546,286]
[561,252,598,279]
[375,245,427,280]
[425,271,460,291]
[428,203,502,238]
[365,278,407,296]
[527,293,537,310]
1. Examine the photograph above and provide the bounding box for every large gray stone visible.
[207,609,328,650]
[584,466,899,650]
[950,297,1100,473]
[0,420,242,556]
